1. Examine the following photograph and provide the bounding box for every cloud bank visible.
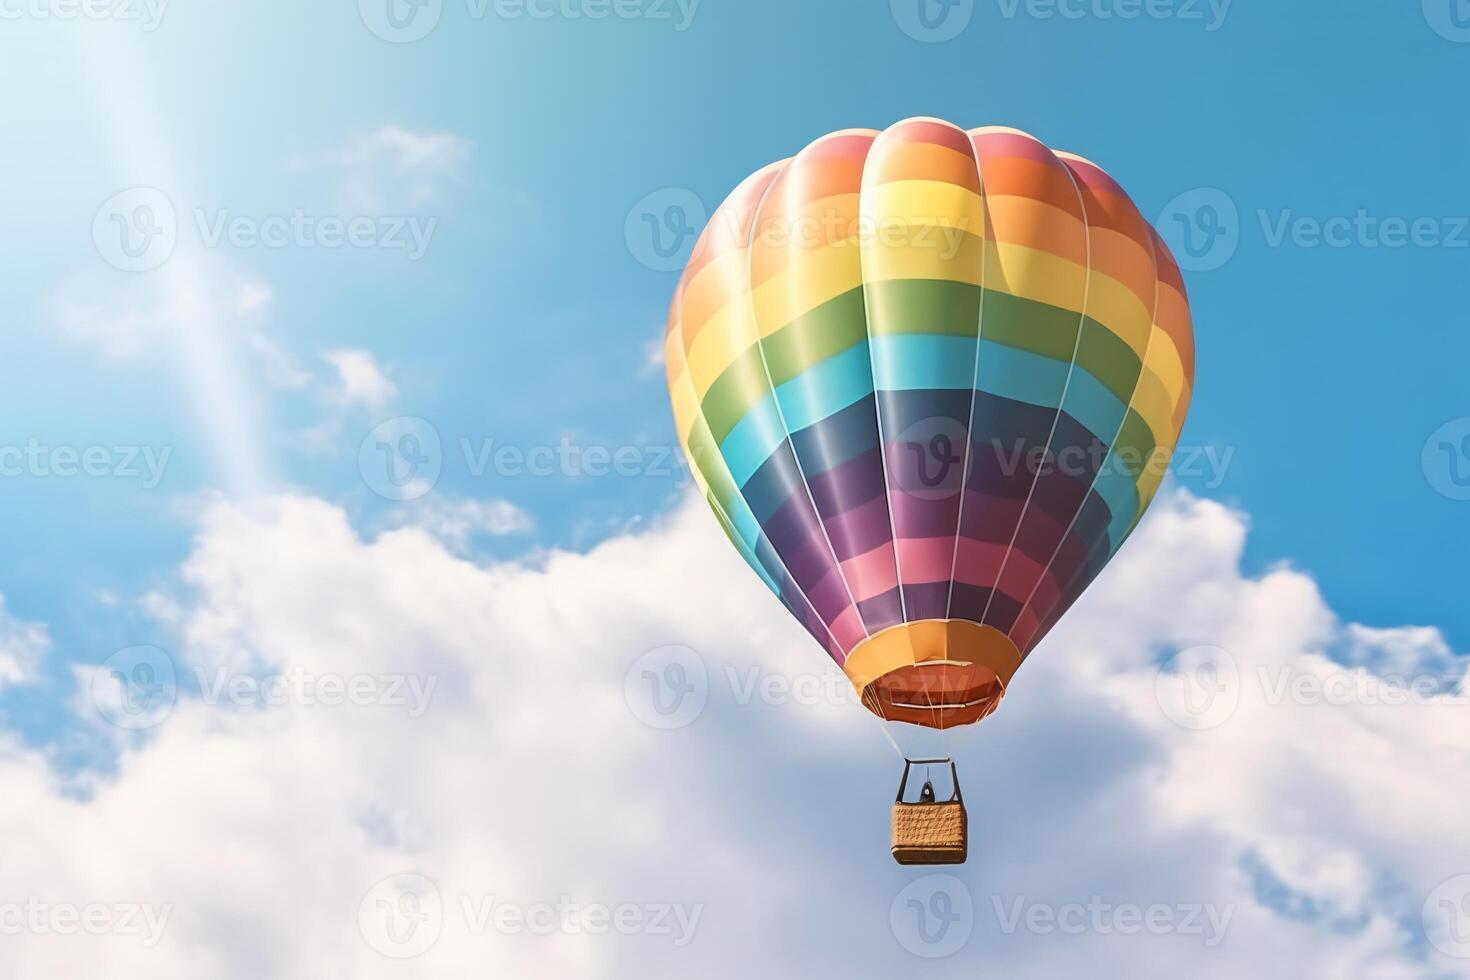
[0,488,1465,978]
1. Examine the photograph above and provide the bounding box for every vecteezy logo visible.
[1424,874,1470,958]
[890,874,974,958]
[1154,645,1240,730]
[358,873,444,959]
[623,645,708,729]
[358,417,443,501]
[1424,0,1470,42]
[894,417,971,501]
[624,188,706,273]
[92,188,178,273]
[891,0,974,42]
[1157,188,1240,273]
[1423,417,1470,501]
[92,645,178,730]
[359,0,443,42]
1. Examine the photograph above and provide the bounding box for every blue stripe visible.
[871,334,977,390]
[719,394,787,486]
[976,341,1068,407]
[774,342,874,430]
[1060,368,1129,443]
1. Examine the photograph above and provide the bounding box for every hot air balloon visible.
[664,118,1194,864]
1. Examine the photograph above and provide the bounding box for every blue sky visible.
[0,3,1468,976]
[4,1,1465,695]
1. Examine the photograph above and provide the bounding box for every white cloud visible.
[390,497,533,553]
[0,594,50,687]
[0,489,1464,977]
[322,349,397,409]
[319,125,472,213]
[52,267,308,390]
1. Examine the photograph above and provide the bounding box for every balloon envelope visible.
[665,118,1194,730]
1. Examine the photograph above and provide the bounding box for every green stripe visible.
[1074,321,1143,403]
[698,277,1146,445]
[701,348,770,443]
[1110,409,1159,480]
[760,287,869,385]
[864,279,983,338]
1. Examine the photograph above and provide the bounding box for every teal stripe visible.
[720,394,786,486]
[728,494,766,559]
[975,340,1124,442]
[1093,466,1140,551]
[1060,368,1128,443]
[976,340,1069,407]
[774,341,874,431]
[870,334,977,390]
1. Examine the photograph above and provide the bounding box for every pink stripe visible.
[970,131,1054,163]
[896,536,958,584]
[840,542,900,602]
[1012,608,1041,652]
[952,539,1014,588]
[1062,156,1128,200]
[886,118,974,155]
[1027,571,1060,616]
[830,606,865,655]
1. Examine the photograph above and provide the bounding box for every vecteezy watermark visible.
[1154,645,1240,730]
[991,894,1235,946]
[994,0,1232,30]
[1257,210,1470,251]
[1423,0,1470,43]
[0,0,169,30]
[0,440,171,489]
[92,645,179,731]
[0,899,173,946]
[623,647,866,729]
[724,665,860,711]
[359,874,444,959]
[1423,417,1470,501]
[985,438,1234,490]
[1424,874,1470,959]
[1158,648,1470,729]
[891,0,975,41]
[1157,188,1240,272]
[93,188,178,273]
[193,666,439,718]
[92,188,438,272]
[1159,188,1470,273]
[624,645,709,729]
[358,873,703,959]
[625,188,706,273]
[1255,666,1462,708]
[91,646,439,728]
[360,417,444,502]
[193,210,437,260]
[359,0,699,43]
[682,203,978,269]
[891,875,974,958]
[359,420,697,501]
[460,436,690,486]
[458,895,703,947]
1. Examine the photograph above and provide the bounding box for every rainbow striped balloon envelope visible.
[665,117,1194,731]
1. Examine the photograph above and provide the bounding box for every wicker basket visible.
[891,760,968,865]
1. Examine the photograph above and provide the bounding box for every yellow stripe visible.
[750,238,864,337]
[862,179,987,233]
[984,241,1087,313]
[1131,368,1175,450]
[1082,272,1153,359]
[1143,330,1187,405]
